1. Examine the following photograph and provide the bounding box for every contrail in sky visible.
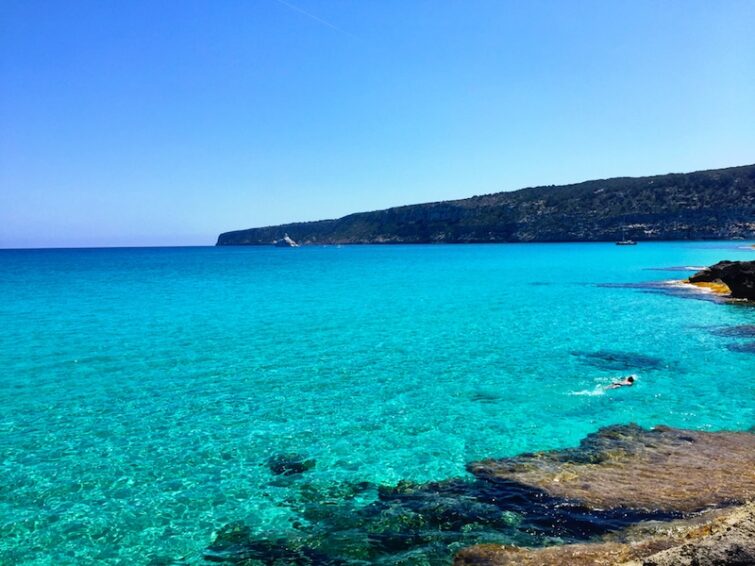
[272,0,357,38]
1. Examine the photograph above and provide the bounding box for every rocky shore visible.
[457,425,755,565]
[455,503,755,565]
[687,260,755,301]
[202,425,755,564]
[467,425,755,514]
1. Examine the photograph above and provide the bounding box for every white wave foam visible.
[569,386,606,397]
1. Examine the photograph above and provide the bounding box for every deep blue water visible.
[1,242,753,564]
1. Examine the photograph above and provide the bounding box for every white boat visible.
[616,225,637,245]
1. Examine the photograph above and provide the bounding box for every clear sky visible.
[1,0,754,248]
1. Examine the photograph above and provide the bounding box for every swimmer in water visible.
[606,375,636,390]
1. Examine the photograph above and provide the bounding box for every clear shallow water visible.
[1,242,753,564]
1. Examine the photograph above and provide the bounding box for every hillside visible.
[217,164,755,245]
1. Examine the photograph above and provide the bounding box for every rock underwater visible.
[267,453,316,476]
[459,424,755,565]
[570,350,665,372]
[203,425,755,565]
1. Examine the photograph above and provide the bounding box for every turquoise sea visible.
[1,242,754,564]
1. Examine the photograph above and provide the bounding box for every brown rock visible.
[468,425,755,513]
[636,504,755,565]
[455,504,755,566]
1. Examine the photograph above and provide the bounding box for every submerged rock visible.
[570,350,664,371]
[267,453,316,476]
[727,341,755,354]
[204,532,346,564]
[205,427,754,564]
[711,325,755,338]
[689,260,755,300]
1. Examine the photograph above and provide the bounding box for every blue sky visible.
[1,0,754,248]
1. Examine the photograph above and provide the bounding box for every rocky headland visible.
[687,260,755,301]
[217,163,755,246]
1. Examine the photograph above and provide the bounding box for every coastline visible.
[455,503,755,565]
[204,258,755,563]
[453,260,755,564]
[454,425,755,564]
[668,279,733,301]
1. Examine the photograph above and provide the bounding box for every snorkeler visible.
[606,375,636,390]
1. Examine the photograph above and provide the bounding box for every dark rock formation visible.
[217,163,755,245]
[718,261,755,300]
[204,521,345,564]
[711,325,755,338]
[266,453,316,476]
[727,342,755,354]
[688,260,736,283]
[202,476,677,565]
[689,260,755,300]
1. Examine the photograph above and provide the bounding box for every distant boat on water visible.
[616,225,637,246]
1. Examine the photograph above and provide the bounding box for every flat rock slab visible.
[455,503,755,566]
[468,424,755,513]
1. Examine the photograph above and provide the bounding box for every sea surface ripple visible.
[1,242,753,563]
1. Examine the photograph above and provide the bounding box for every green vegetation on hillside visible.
[217,164,755,245]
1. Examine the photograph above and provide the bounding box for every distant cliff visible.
[217,164,755,246]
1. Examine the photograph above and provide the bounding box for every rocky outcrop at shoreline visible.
[468,424,755,513]
[458,425,755,564]
[689,260,755,301]
[455,503,755,565]
[202,425,755,564]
